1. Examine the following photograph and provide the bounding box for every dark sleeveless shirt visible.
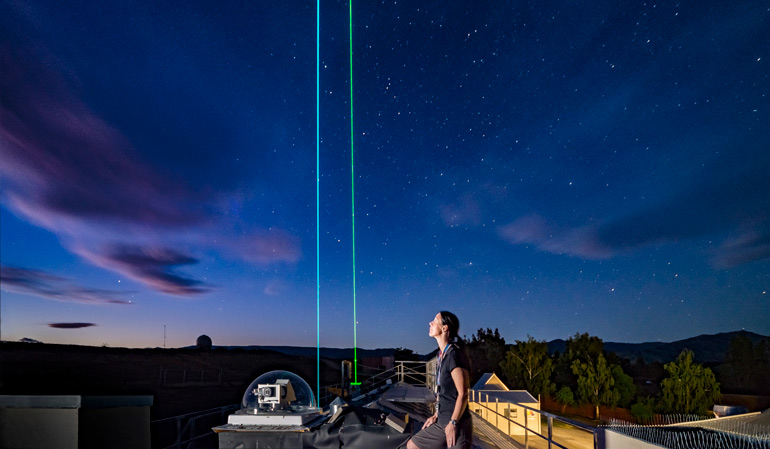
[437,343,471,425]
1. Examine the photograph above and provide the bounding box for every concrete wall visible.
[79,398,153,449]
[0,395,152,449]
[0,408,79,449]
[598,429,667,449]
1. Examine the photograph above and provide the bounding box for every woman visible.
[406,311,472,449]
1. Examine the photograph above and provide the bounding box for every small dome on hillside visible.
[196,334,212,350]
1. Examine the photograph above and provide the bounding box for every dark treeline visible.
[460,329,770,420]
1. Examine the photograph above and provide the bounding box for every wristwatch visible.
[450,419,458,426]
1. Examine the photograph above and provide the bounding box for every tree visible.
[554,333,605,391]
[554,386,575,413]
[660,349,720,414]
[499,336,554,397]
[723,333,754,391]
[612,365,636,408]
[755,340,770,395]
[463,328,507,383]
[566,333,604,365]
[572,353,619,419]
[630,397,656,422]
[552,351,576,391]
[394,347,419,361]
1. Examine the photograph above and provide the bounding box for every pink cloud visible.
[440,194,482,227]
[0,49,204,231]
[0,265,131,305]
[225,230,302,265]
[711,231,770,269]
[73,245,210,296]
[497,214,613,259]
[0,46,304,296]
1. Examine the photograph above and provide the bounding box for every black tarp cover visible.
[218,406,412,449]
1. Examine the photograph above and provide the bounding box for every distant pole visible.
[163,325,166,348]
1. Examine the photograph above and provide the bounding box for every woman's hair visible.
[439,310,460,341]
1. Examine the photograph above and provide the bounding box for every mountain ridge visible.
[216,330,769,364]
[17,330,765,364]
[547,330,769,364]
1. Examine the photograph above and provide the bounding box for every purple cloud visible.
[48,323,96,329]
[499,169,770,267]
[0,45,303,295]
[74,245,210,296]
[0,48,206,230]
[592,172,770,267]
[223,230,302,265]
[0,265,131,305]
[263,280,285,296]
[711,232,770,269]
[498,215,613,260]
[441,194,482,227]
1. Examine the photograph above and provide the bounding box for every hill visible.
[210,345,400,359]
[547,330,769,364]
[0,341,341,419]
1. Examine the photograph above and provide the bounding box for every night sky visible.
[1,0,768,354]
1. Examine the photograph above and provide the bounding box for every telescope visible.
[255,378,296,411]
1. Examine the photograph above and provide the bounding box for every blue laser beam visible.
[316,0,321,402]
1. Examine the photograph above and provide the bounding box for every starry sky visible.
[1,0,768,354]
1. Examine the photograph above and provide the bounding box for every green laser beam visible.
[349,0,358,386]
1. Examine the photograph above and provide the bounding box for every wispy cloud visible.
[0,45,302,296]
[498,215,612,259]
[223,230,302,265]
[441,194,482,227]
[263,280,285,296]
[0,49,205,231]
[499,165,770,267]
[595,169,770,267]
[0,265,131,305]
[711,232,770,269]
[73,245,210,296]
[48,323,97,329]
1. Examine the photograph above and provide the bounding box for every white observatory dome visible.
[241,370,317,414]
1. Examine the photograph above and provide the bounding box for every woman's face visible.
[429,312,444,338]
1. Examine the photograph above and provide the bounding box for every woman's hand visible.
[445,420,457,447]
[421,415,437,429]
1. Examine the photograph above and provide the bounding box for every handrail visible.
[471,391,598,449]
[318,360,434,406]
[156,361,436,446]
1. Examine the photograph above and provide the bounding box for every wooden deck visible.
[471,411,524,449]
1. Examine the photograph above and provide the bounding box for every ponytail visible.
[439,310,460,342]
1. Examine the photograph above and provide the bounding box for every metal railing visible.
[318,360,432,406]
[151,404,239,449]
[152,360,433,446]
[159,368,223,386]
[605,417,770,449]
[471,390,598,449]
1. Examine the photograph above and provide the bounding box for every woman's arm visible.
[445,366,470,447]
[421,414,438,429]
